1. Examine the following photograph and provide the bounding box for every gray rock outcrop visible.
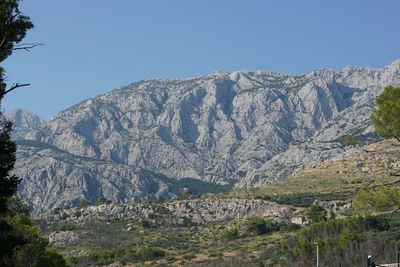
[38,199,297,226]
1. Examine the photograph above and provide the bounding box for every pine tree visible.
[371,85,400,142]
[0,115,20,213]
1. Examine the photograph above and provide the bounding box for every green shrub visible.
[134,246,165,261]
[182,254,196,260]
[342,135,358,146]
[78,199,90,208]
[151,236,188,249]
[221,228,239,240]
[97,197,111,205]
[88,249,124,265]
[37,248,67,267]
[246,217,268,235]
[208,251,223,257]
[53,221,76,231]
[305,204,327,223]
[140,219,151,228]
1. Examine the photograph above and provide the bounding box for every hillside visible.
[9,59,400,211]
[36,139,400,266]
[224,139,400,200]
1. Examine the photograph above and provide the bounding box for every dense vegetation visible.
[271,213,400,267]
[354,186,400,215]
[1,197,66,266]
[255,192,347,207]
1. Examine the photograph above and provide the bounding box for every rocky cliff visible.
[11,59,400,211]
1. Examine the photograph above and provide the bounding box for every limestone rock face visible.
[48,231,81,247]
[14,141,179,214]
[5,108,44,128]
[5,108,44,139]
[13,59,400,211]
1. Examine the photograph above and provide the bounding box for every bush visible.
[140,219,151,228]
[221,228,239,240]
[246,217,268,235]
[88,249,124,265]
[53,221,76,231]
[134,246,165,261]
[37,248,67,267]
[343,135,358,146]
[182,254,196,260]
[78,199,90,208]
[306,204,327,223]
[97,197,111,205]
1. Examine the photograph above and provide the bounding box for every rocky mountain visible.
[12,59,400,211]
[5,108,43,128]
[5,108,44,138]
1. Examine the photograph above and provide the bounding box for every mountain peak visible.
[5,108,44,128]
[385,58,400,72]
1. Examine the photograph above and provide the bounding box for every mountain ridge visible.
[10,59,400,210]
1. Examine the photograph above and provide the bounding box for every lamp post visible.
[397,246,399,267]
[314,242,319,267]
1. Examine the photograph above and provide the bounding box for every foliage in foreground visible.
[273,214,398,266]
[0,197,67,267]
[0,1,66,265]
[354,185,400,215]
[371,85,400,142]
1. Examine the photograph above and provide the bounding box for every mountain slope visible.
[14,59,400,210]
[225,139,400,201]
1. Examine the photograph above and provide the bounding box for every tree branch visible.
[365,180,375,188]
[12,43,43,51]
[0,32,8,48]
[367,179,400,189]
[3,83,30,95]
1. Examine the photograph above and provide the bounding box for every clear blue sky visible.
[2,0,400,120]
